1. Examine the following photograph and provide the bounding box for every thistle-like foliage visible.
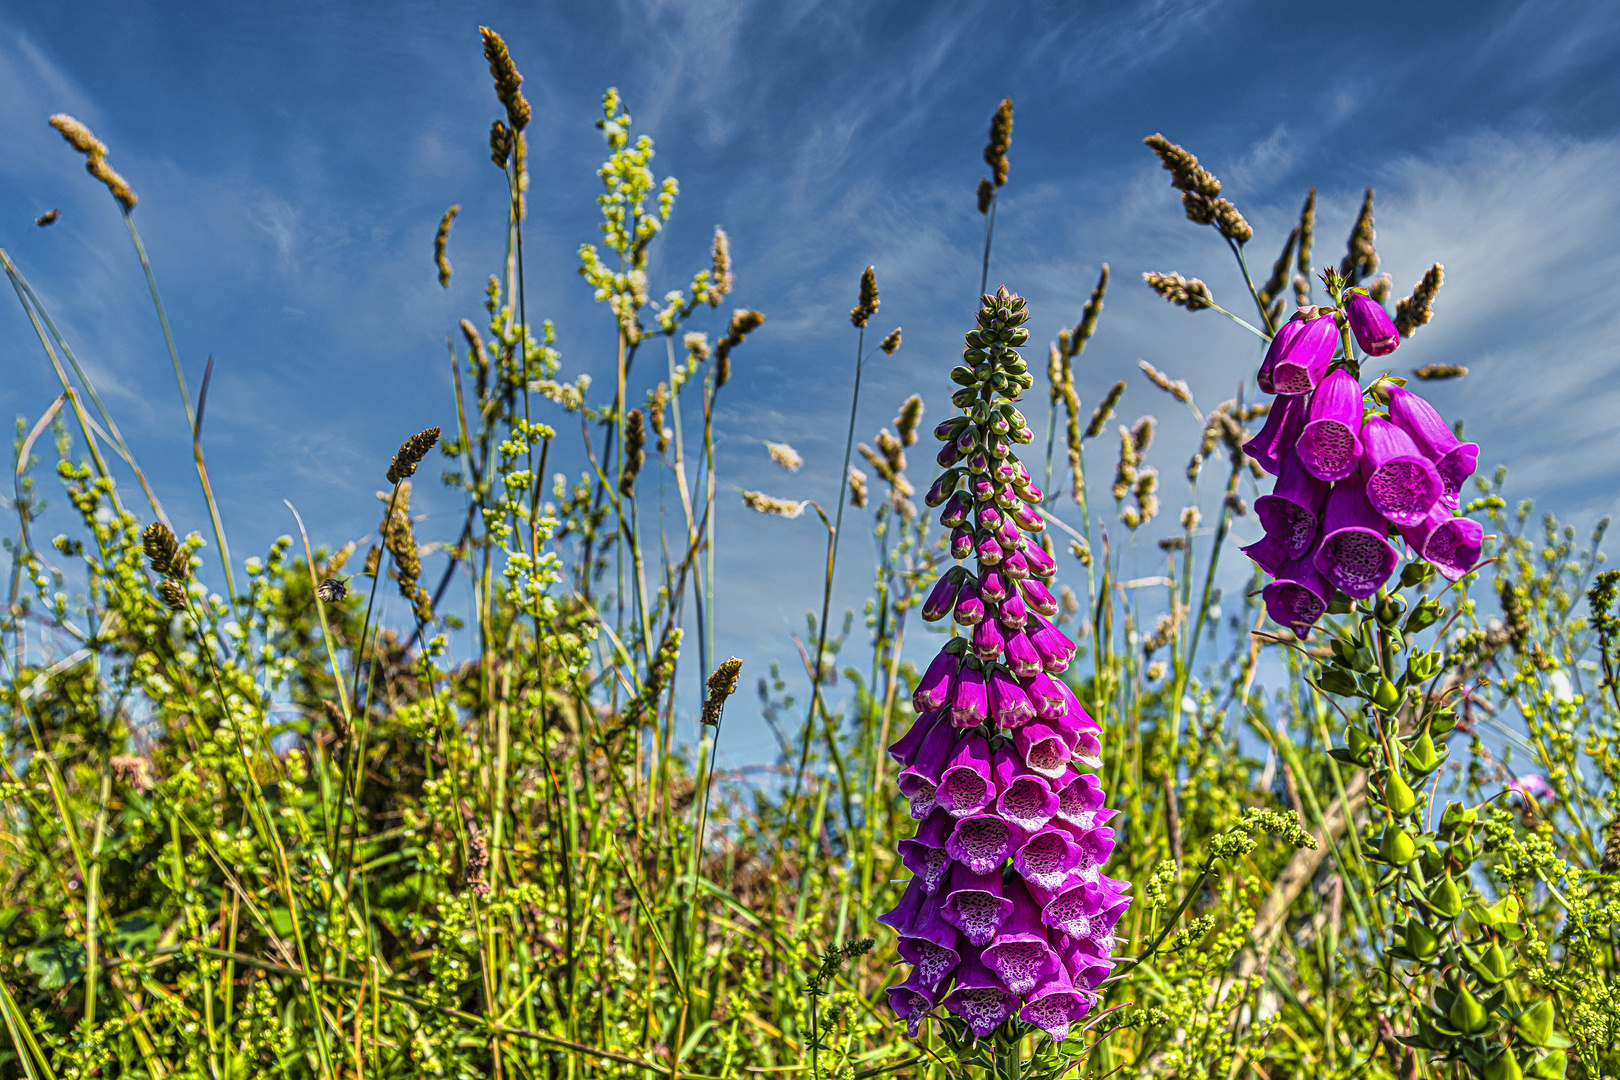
[884,287,1127,1045]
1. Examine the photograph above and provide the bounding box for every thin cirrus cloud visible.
[0,0,1616,765]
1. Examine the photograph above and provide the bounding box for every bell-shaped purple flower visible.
[1385,383,1479,503]
[951,662,989,728]
[972,615,1005,661]
[1242,392,1308,477]
[1361,416,1442,527]
[1256,314,1306,394]
[922,568,969,622]
[898,717,957,819]
[1055,929,1117,989]
[953,580,985,626]
[1254,449,1329,558]
[1039,879,1112,940]
[913,648,961,713]
[992,747,1059,831]
[978,567,1009,603]
[940,861,1014,946]
[940,491,972,529]
[946,812,1022,874]
[877,875,927,934]
[1313,476,1397,600]
[1022,542,1056,579]
[998,592,1029,629]
[1345,292,1400,357]
[1017,480,1045,504]
[1019,966,1090,1040]
[889,707,947,769]
[983,880,1061,995]
[1268,313,1340,394]
[1399,504,1484,582]
[1055,771,1107,829]
[1020,578,1059,617]
[1022,671,1068,720]
[1012,502,1045,533]
[891,889,961,992]
[950,525,975,560]
[940,947,1019,1037]
[1242,532,1293,578]
[975,531,1004,566]
[993,459,1019,486]
[1028,613,1076,673]
[1014,825,1086,890]
[1295,368,1365,482]
[969,474,996,502]
[887,969,938,1038]
[993,515,1023,552]
[898,808,954,895]
[977,502,1003,531]
[1004,630,1043,679]
[987,667,1036,729]
[1262,555,1333,637]
[938,733,996,818]
[1014,719,1074,778]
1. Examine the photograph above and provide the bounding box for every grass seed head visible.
[1339,187,1378,285]
[1143,271,1212,312]
[850,266,880,328]
[435,205,459,289]
[387,427,442,484]
[479,27,531,131]
[1395,263,1444,338]
[984,98,1013,187]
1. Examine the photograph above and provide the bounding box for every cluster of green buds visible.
[1319,562,1570,1079]
[948,292,1039,419]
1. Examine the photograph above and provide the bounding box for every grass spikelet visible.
[1143,133,1223,226]
[1367,271,1392,303]
[1131,415,1156,453]
[766,442,803,472]
[490,120,513,167]
[621,409,645,495]
[1067,263,1109,356]
[1339,186,1378,285]
[35,208,59,227]
[977,177,994,214]
[1413,363,1468,380]
[479,26,531,131]
[1395,262,1444,338]
[880,327,902,355]
[984,97,1013,187]
[1112,425,1138,501]
[460,319,492,393]
[435,205,459,289]
[1258,225,1299,314]
[702,657,744,726]
[382,480,421,600]
[1295,186,1317,306]
[1070,537,1092,566]
[847,467,868,508]
[1086,380,1127,439]
[387,426,442,484]
[1143,271,1212,312]
[157,578,187,611]
[714,309,765,387]
[894,394,923,446]
[49,114,137,210]
[709,227,735,306]
[1181,505,1202,531]
[1212,198,1252,245]
[1133,465,1160,527]
[141,522,186,579]
[649,382,670,452]
[1138,359,1192,405]
[850,265,879,328]
[741,490,806,518]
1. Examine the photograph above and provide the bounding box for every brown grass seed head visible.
[1143,271,1213,312]
[702,657,744,726]
[984,98,1013,187]
[141,521,186,579]
[1339,186,1378,285]
[880,327,902,355]
[1085,380,1127,440]
[1395,262,1444,338]
[977,177,994,214]
[1295,187,1317,306]
[1414,363,1468,381]
[710,227,735,306]
[36,209,59,227]
[435,205,459,289]
[387,426,442,485]
[850,265,879,328]
[479,27,530,131]
[621,409,646,495]
[847,467,869,508]
[49,114,137,211]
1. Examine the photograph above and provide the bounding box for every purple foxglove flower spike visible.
[887,971,938,1038]
[1345,291,1400,356]
[992,748,1059,831]
[953,580,985,625]
[921,568,969,622]
[987,667,1036,729]
[1269,313,1340,394]
[940,491,972,528]
[979,567,1010,603]
[1242,392,1309,477]
[1263,555,1333,636]
[1313,473,1398,600]
[951,662,989,728]
[1023,671,1068,720]
[1020,967,1090,1040]
[889,706,947,767]
[1014,720,1073,778]
[1255,449,1329,557]
[1028,613,1076,673]
[1014,825,1086,891]
[1023,543,1056,578]
[946,812,1022,873]
[998,592,1029,629]
[1256,314,1307,395]
[1361,416,1442,527]
[898,717,958,818]
[1020,578,1059,617]
[972,616,1006,661]
[1399,504,1484,582]
[940,862,1014,945]
[982,879,1062,995]
[1385,383,1479,502]
[950,526,975,560]
[1295,368,1365,482]
[898,807,954,894]
[938,733,996,817]
[975,531,1004,566]
[941,947,1020,1037]
[1000,550,1031,580]
[1004,631,1043,679]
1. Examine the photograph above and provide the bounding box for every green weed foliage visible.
[2,31,1618,1080]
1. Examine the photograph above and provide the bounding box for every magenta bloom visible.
[1295,368,1365,482]
[940,948,1019,1037]
[1022,670,1067,719]
[938,734,996,817]
[913,651,960,713]
[922,569,968,622]
[946,812,1021,874]
[950,525,974,559]
[1258,313,1338,394]
[1027,613,1076,673]
[987,668,1036,729]
[1014,719,1074,778]
[1254,450,1329,559]
[951,663,989,728]
[887,971,938,1038]
[1004,631,1043,678]
[982,881,1061,994]
[993,750,1060,831]
[1313,476,1398,600]
[1020,967,1090,1040]
[1345,292,1400,356]
[897,718,957,819]
[1242,392,1308,477]
[1399,503,1484,581]
[972,615,1006,661]
[975,531,1004,566]
[1361,416,1442,527]
[978,566,1009,603]
[940,491,972,528]
[954,579,985,625]
[889,708,947,768]
[941,861,1014,945]
[1022,542,1056,578]
[998,592,1029,629]
[1261,556,1332,636]
[1020,578,1059,617]
[1385,383,1479,503]
[897,808,953,895]
[999,549,1030,580]
[1054,772,1106,828]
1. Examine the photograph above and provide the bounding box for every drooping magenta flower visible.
[1361,416,1442,527]
[1260,555,1332,637]
[1294,368,1365,482]
[1384,383,1479,503]
[884,287,1126,1045]
[1398,503,1484,581]
[1313,473,1398,600]
[1242,392,1309,476]
[1258,312,1339,394]
[1344,291,1400,356]
[1254,450,1329,559]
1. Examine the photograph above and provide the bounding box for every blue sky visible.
[3,0,1619,761]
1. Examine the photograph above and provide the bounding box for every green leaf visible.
[1524,1051,1568,1079]
[1513,1000,1555,1047]
[25,939,86,990]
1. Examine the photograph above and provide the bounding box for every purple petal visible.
[1387,383,1478,500]
[987,668,1036,729]
[1028,613,1076,673]
[998,592,1029,629]
[938,734,996,818]
[941,948,1019,1037]
[897,936,959,993]
[1313,476,1398,599]
[940,491,972,529]
[1256,315,1307,395]
[913,650,960,713]
[1295,369,1365,482]
[992,747,1059,831]
[950,525,975,559]
[898,719,959,818]
[1004,631,1043,679]
[941,861,1014,946]
[1242,392,1308,477]
[889,707,947,768]
[1254,449,1328,556]
[999,549,1031,580]
[953,580,985,626]
[1054,772,1106,828]
[886,969,938,1038]
[945,813,1022,874]
[1019,967,1091,1040]
[1022,671,1068,720]
[951,663,989,728]
[1014,720,1073,778]
[978,567,1009,603]
[975,531,1004,566]
[972,616,1006,662]
[898,808,954,895]
[1020,578,1059,617]
[1014,826,1085,890]
[1399,504,1484,582]
[921,570,966,622]
[1345,293,1399,356]
[1270,313,1339,394]
[982,880,1061,995]
[1362,416,1442,527]
[1262,556,1333,636]
[1023,543,1056,578]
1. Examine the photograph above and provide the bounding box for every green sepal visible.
[1447,984,1492,1036]
[1382,772,1418,817]
[1318,666,1360,697]
[1512,999,1555,1047]
[950,365,978,386]
[1373,677,1402,711]
[1424,874,1464,918]
[1403,733,1442,775]
[1400,559,1435,587]
[1525,1051,1568,1079]
[1484,1050,1525,1080]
